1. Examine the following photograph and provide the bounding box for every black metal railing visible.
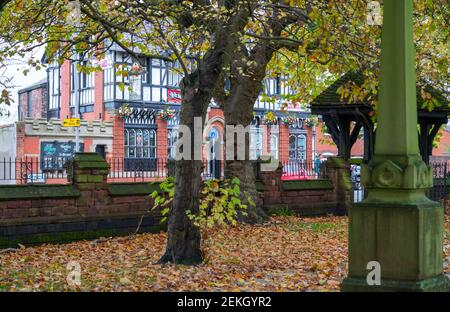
[0,157,73,185]
[427,162,447,208]
[107,158,329,182]
[1,157,332,185]
[107,158,225,182]
[281,160,327,180]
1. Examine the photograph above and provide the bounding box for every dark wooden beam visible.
[354,108,375,163]
[419,121,446,164]
[322,115,341,151]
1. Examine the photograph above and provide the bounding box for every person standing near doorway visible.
[314,153,321,176]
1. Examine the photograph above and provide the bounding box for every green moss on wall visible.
[73,152,109,169]
[0,224,167,248]
[0,185,80,201]
[108,182,162,196]
[282,179,333,191]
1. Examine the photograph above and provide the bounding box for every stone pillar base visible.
[341,275,449,292]
[342,198,449,292]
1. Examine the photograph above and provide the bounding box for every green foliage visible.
[150,177,254,229]
[187,178,253,229]
[150,177,174,224]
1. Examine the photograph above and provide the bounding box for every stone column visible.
[342,0,448,291]
[72,153,110,216]
[259,162,283,206]
[326,158,352,216]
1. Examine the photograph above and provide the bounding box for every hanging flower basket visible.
[305,116,318,128]
[263,111,277,126]
[158,107,176,121]
[118,104,133,119]
[281,115,298,127]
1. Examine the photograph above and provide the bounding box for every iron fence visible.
[0,157,73,185]
[1,157,331,184]
[427,162,447,208]
[106,158,225,182]
[281,160,327,180]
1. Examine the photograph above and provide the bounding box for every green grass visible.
[282,220,339,234]
[272,207,296,217]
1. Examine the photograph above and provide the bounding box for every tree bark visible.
[158,7,253,262]
[223,40,279,224]
[223,73,270,223]
[158,86,205,264]
[158,73,213,265]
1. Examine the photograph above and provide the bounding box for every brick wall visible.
[18,87,47,121]
[279,125,289,162]
[0,153,162,247]
[60,60,71,119]
[0,153,351,247]
[112,116,124,160]
[156,117,168,160]
[16,123,25,158]
[258,159,351,216]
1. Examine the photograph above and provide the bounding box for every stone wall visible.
[0,153,163,247]
[258,158,352,216]
[0,154,352,247]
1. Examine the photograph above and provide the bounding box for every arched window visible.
[143,130,150,158]
[149,130,157,158]
[168,129,178,159]
[136,130,143,158]
[124,129,129,158]
[129,129,136,158]
[289,133,307,160]
[250,128,263,160]
[298,134,306,160]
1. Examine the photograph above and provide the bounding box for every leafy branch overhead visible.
[0,1,447,110]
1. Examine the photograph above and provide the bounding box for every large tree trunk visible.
[223,44,278,224]
[158,5,255,264]
[158,75,211,265]
[224,77,269,224]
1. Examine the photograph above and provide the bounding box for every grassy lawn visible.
[0,214,448,292]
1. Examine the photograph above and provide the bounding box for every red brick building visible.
[14,48,449,177]
[15,48,322,179]
[18,79,48,121]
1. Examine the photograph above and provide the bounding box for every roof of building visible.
[18,78,47,94]
[311,71,449,111]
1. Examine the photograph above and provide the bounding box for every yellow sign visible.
[63,118,81,127]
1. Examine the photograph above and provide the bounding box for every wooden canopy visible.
[310,71,449,163]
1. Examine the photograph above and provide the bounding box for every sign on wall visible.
[63,118,81,127]
[167,89,182,104]
[40,141,84,171]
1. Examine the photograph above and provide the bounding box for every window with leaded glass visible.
[289,133,307,160]
[124,128,157,159]
[250,127,263,160]
[168,129,178,159]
